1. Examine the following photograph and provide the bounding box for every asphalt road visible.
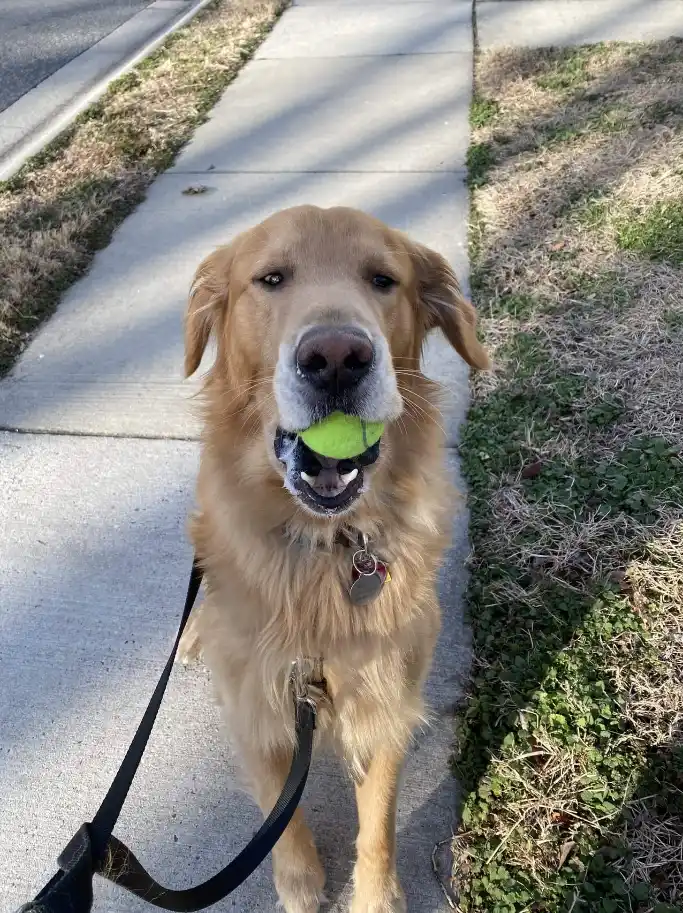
[0,0,152,113]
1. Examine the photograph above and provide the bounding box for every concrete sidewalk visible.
[477,0,683,49]
[0,2,473,911]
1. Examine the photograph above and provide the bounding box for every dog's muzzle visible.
[275,428,380,516]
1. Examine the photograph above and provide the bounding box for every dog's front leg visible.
[350,744,407,913]
[245,745,326,913]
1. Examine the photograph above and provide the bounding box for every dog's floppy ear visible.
[411,242,490,370]
[184,243,236,377]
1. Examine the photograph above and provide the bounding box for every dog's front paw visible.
[349,871,406,913]
[274,849,326,913]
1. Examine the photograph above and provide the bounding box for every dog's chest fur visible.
[190,477,448,763]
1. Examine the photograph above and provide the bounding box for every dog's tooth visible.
[340,468,359,485]
[301,471,317,486]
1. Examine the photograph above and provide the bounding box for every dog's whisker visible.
[397,408,425,436]
[401,392,446,437]
[402,397,442,432]
[238,391,275,434]
[213,378,276,415]
[239,405,267,434]
[218,376,274,399]
[401,386,443,412]
[401,398,433,427]
[395,414,409,439]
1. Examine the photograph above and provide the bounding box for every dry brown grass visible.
[456,40,683,912]
[473,42,683,453]
[0,0,286,376]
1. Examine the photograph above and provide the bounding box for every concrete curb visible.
[0,0,215,183]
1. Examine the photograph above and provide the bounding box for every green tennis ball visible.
[299,412,385,460]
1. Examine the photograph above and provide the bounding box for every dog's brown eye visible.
[371,274,396,290]
[260,272,284,287]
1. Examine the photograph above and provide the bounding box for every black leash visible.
[15,561,318,913]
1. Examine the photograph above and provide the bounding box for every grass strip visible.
[455,40,683,913]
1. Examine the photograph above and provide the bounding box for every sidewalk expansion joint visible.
[165,168,470,176]
[0,426,200,443]
[254,51,475,61]
[1,427,464,451]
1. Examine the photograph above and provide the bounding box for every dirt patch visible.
[0,0,286,378]
[456,41,683,913]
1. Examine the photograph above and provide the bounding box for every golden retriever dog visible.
[179,205,489,913]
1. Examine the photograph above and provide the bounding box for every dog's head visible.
[185,205,489,518]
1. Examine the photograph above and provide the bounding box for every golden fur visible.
[179,206,489,913]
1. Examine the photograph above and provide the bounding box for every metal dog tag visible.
[348,568,386,605]
[348,546,389,606]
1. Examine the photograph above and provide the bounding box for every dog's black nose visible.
[296,327,374,393]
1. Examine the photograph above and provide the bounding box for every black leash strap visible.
[16,562,317,913]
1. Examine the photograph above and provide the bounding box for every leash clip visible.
[290,657,325,710]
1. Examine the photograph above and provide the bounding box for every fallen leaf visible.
[551,811,572,827]
[521,460,543,479]
[608,568,632,592]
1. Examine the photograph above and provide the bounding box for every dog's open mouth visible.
[275,428,380,515]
